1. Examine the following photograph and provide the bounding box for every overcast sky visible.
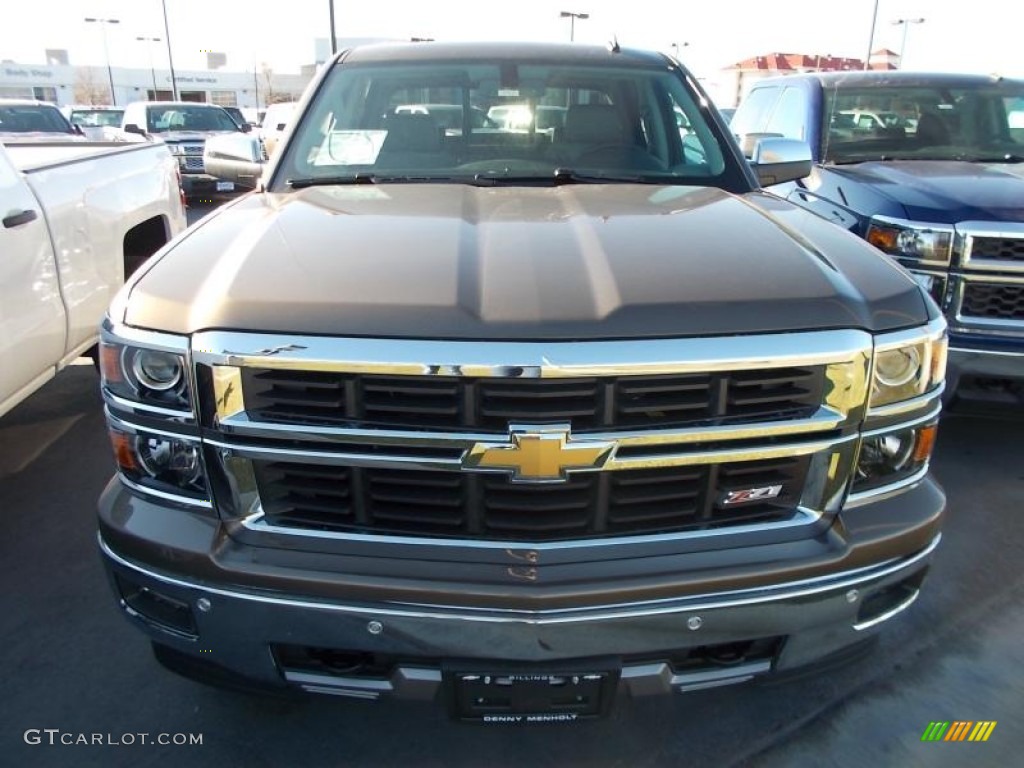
[1,0,1021,79]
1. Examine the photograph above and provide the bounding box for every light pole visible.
[559,11,589,42]
[160,0,179,101]
[864,0,879,70]
[893,18,926,69]
[136,36,161,99]
[670,42,689,60]
[328,0,337,55]
[84,17,120,105]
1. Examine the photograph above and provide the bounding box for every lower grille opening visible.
[655,637,783,673]
[275,645,394,680]
[272,636,784,682]
[115,574,197,637]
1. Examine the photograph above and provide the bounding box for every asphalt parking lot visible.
[1,347,1021,767]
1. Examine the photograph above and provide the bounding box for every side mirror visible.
[748,137,812,186]
[203,133,265,188]
[123,123,145,136]
[240,123,252,133]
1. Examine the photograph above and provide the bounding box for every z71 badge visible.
[721,484,784,506]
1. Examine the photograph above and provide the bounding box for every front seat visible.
[376,113,445,168]
[559,104,664,171]
[915,111,951,145]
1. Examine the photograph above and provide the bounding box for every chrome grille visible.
[961,283,1024,321]
[182,155,204,172]
[240,367,825,432]
[252,457,810,541]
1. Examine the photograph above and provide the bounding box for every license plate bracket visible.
[444,659,620,723]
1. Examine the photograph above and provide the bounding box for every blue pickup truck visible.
[731,72,1024,404]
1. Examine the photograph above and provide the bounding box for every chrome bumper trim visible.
[98,533,940,625]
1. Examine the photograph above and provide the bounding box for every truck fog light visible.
[857,432,915,480]
[108,425,208,499]
[853,424,937,493]
[132,350,183,392]
[136,435,203,486]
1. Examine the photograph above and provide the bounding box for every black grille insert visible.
[241,367,824,432]
[961,283,1024,321]
[253,457,810,541]
[969,237,1024,263]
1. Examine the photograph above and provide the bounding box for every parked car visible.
[0,99,83,140]
[104,42,946,718]
[120,101,251,200]
[219,105,249,129]
[731,71,1024,403]
[258,101,299,157]
[61,105,126,140]
[0,139,185,418]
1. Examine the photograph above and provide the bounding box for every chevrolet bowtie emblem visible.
[464,424,615,482]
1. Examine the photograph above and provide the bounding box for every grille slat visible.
[255,457,809,541]
[242,367,824,431]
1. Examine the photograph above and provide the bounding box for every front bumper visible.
[98,476,944,702]
[179,172,239,199]
[947,336,1024,382]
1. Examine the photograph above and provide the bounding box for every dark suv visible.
[731,72,1024,404]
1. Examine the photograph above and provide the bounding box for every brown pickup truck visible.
[97,42,947,722]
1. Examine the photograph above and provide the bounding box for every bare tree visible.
[73,69,111,105]
[260,62,275,106]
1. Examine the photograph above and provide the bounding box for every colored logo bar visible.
[921,721,997,742]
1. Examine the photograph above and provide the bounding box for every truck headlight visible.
[101,339,191,411]
[870,327,947,408]
[866,217,953,265]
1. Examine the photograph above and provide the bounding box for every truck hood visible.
[125,184,927,340]
[827,160,1024,223]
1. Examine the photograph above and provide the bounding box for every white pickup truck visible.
[0,140,186,418]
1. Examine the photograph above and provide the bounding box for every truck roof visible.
[339,41,670,68]
[750,71,1024,90]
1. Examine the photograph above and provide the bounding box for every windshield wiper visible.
[288,173,448,188]
[288,173,379,188]
[469,168,670,186]
[962,154,1024,163]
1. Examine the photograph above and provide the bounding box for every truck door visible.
[0,147,67,417]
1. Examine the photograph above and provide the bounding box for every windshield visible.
[0,104,73,134]
[823,83,1024,163]
[69,109,124,127]
[275,59,731,187]
[145,105,239,133]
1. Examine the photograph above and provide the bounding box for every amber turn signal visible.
[913,424,938,463]
[866,226,898,252]
[109,430,140,472]
[100,343,124,384]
